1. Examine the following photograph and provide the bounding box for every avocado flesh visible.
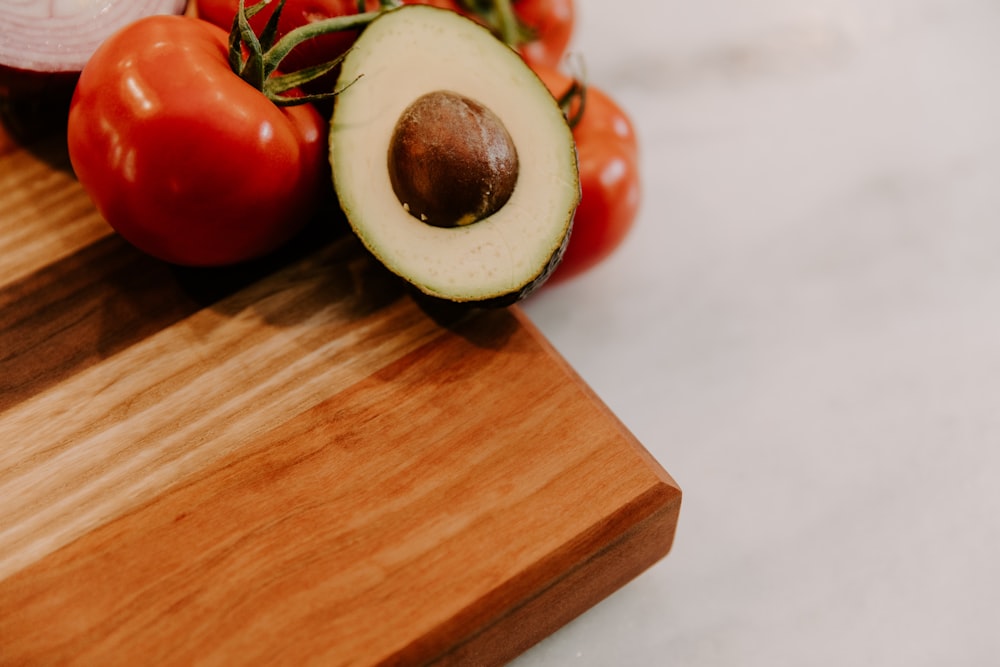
[329,5,580,305]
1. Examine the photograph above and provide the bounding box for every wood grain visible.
[0,97,680,665]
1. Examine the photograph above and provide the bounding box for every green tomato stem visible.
[256,0,287,51]
[260,10,383,80]
[489,0,522,48]
[237,1,266,89]
[454,0,535,48]
[556,78,586,129]
[230,0,401,106]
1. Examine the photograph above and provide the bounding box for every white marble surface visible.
[517,0,1000,664]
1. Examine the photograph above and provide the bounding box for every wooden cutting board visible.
[0,94,680,666]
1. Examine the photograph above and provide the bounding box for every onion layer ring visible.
[0,1,189,74]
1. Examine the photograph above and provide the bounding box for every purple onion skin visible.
[0,1,189,99]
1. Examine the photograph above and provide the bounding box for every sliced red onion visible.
[0,0,189,74]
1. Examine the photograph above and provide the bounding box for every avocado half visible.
[329,5,580,306]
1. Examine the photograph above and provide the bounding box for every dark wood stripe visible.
[0,216,347,413]
[0,235,195,412]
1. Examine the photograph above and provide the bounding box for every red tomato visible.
[67,15,326,266]
[509,0,574,70]
[533,64,641,283]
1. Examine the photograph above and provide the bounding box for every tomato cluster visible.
[197,0,573,72]
[67,0,641,284]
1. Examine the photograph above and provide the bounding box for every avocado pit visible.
[388,90,519,228]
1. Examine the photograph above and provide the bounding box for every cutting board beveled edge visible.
[0,101,681,666]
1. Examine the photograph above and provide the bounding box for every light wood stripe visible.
[0,134,111,287]
[0,238,445,581]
